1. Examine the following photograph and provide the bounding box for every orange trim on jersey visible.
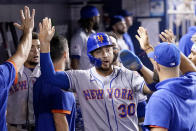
[51,109,71,115]
[149,125,167,129]
[6,60,18,85]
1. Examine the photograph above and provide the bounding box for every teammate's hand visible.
[159,29,175,44]
[135,27,152,51]
[119,49,143,71]
[39,17,55,44]
[39,17,55,53]
[191,33,196,43]
[14,6,35,34]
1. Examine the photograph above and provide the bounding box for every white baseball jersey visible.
[70,28,95,70]
[7,65,40,124]
[117,38,129,51]
[66,66,146,131]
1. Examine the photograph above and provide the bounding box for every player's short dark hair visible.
[50,35,68,62]
[19,32,38,41]
[32,32,39,40]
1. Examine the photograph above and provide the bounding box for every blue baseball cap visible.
[110,15,125,26]
[87,32,113,53]
[80,5,99,19]
[118,9,133,17]
[148,42,181,67]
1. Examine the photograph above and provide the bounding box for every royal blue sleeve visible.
[40,53,70,90]
[144,95,171,129]
[0,62,16,89]
[51,90,75,114]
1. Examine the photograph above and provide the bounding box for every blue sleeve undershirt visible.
[40,53,70,90]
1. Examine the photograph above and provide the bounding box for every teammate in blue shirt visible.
[33,33,75,131]
[0,6,35,131]
[135,27,196,131]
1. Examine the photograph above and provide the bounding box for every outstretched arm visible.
[159,29,196,73]
[135,27,154,89]
[39,18,70,89]
[9,6,35,71]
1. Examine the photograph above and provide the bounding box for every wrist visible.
[144,46,154,53]
[23,28,33,34]
[40,42,50,53]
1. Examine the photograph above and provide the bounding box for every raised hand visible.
[191,33,196,43]
[14,6,35,34]
[39,17,55,53]
[135,27,153,53]
[39,17,55,44]
[159,29,175,44]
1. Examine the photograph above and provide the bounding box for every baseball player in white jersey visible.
[70,5,100,131]
[39,20,153,131]
[70,5,100,70]
[7,32,40,131]
[70,29,95,70]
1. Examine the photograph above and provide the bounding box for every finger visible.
[44,17,48,29]
[24,6,28,19]
[13,23,22,30]
[135,35,140,41]
[165,30,172,36]
[39,22,43,32]
[20,9,25,22]
[159,34,166,42]
[51,26,55,35]
[42,18,47,30]
[48,18,52,29]
[31,9,35,20]
[137,29,142,36]
[161,32,169,39]
[26,6,30,18]
[168,29,173,34]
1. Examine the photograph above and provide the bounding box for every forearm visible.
[53,113,69,131]
[9,31,32,70]
[180,52,196,74]
[139,66,154,84]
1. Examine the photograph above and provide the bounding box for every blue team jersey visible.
[144,72,196,131]
[33,74,76,131]
[0,61,17,131]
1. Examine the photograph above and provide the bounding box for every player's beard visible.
[29,61,38,66]
[116,29,126,35]
[93,22,99,31]
[153,70,160,83]
[96,63,112,72]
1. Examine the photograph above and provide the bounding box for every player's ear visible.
[63,51,67,59]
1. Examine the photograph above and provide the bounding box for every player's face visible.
[92,46,114,70]
[26,39,40,66]
[93,15,100,31]
[188,50,196,65]
[114,20,127,35]
[125,16,133,28]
